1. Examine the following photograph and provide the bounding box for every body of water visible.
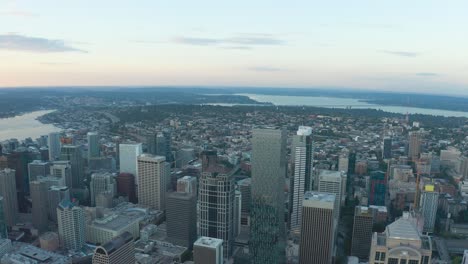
[0,110,60,141]
[237,94,468,118]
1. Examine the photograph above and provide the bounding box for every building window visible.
[409,260,419,264]
[388,258,398,264]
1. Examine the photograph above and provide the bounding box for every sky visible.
[1,0,468,95]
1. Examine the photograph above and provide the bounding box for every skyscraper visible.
[234,190,242,238]
[137,154,167,210]
[90,172,116,206]
[238,178,251,226]
[250,128,287,264]
[166,190,197,248]
[48,132,61,161]
[409,131,422,162]
[299,192,336,264]
[116,173,137,203]
[369,171,386,206]
[420,185,439,233]
[87,132,100,161]
[290,126,313,234]
[47,186,70,223]
[30,179,50,231]
[193,237,224,264]
[318,170,345,218]
[92,232,135,264]
[0,197,7,238]
[28,160,50,182]
[146,130,173,163]
[119,143,142,183]
[50,161,72,188]
[198,150,235,257]
[57,199,85,251]
[176,175,197,194]
[0,169,18,227]
[382,137,392,159]
[351,206,374,260]
[60,145,84,189]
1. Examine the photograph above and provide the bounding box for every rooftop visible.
[194,237,223,248]
[386,212,420,241]
[303,191,336,203]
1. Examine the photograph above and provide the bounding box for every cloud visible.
[173,37,221,46]
[222,46,252,50]
[249,66,283,72]
[415,72,438,77]
[225,36,285,45]
[0,11,38,17]
[0,33,87,53]
[172,34,285,47]
[378,50,419,57]
[40,62,74,66]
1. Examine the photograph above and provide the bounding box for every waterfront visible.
[0,110,60,141]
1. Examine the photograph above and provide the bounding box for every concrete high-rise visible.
[166,190,197,248]
[116,173,137,203]
[57,200,85,251]
[60,145,84,189]
[92,232,135,264]
[351,206,374,260]
[193,237,224,264]
[382,137,392,160]
[28,160,50,182]
[198,150,236,257]
[299,192,336,264]
[119,143,142,183]
[30,179,50,231]
[409,131,422,162]
[90,172,116,206]
[87,132,100,161]
[290,126,313,234]
[369,171,386,206]
[250,128,287,264]
[238,178,251,226]
[47,186,70,223]
[318,170,345,218]
[48,132,61,161]
[0,169,18,227]
[137,154,167,210]
[176,175,197,194]
[0,197,7,238]
[50,161,72,189]
[420,185,439,233]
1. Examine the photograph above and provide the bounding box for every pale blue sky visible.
[1,0,468,94]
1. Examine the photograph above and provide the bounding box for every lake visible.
[0,110,60,141]
[237,94,468,118]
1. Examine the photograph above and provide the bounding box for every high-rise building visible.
[0,169,18,227]
[420,185,439,233]
[369,171,386,206]
[92,232,135,264]
[30,179,50,231]
[48,132,61,161]
[176,175,197,194]
[176,148,195,168]
[87,132,100,161]
[119,143,142,183]
[28,160,50,182]
[116,173,137,203]
[408,131,422,161]
[147,130,173,163]
[234,190,242,238]
[299,192,336,264]
[193,237,224,264]
[60,145,84,189]
[57,200,85,250]
[318,170,345,218]
[382,137,392,159]
[90,172,116,206]
[250,128,287,264]
[166,190,197,248]
[50,161,72,189]
[351,206,374,260]
[137,154,167,210]
[0,197,7,238]
[338,153,349,173]
[47,186,70,223]
[238,178,251,226]
[290,126,313,234]
[198,150,235,257]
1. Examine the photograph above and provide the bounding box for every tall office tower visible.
[0,197,7,238]
[9,147,37,195]
[166,190,197,248]
[47,186,70,223]
[299,192,336,264]
[348,152,356,175]
[382,137,392,159]
[290,126,313,234]
[238,178,251,226]
[137,154,167,210]
[177,175,197,194]
[351,206,374,260]
[119,143,142,183]
[198,150,235,257]
[459,156,468,178]
[28,160,50,182]
[338,152,349,173]
[318,170,345,218]
[176,148,195,168]
[87,132,100,161]
[369,171,386,206]
[233,190,242,238]
[48,132,61,161]
[420,185,439,233]
[116,173,137,203]
[250,128,287,264]
[147,130,173,163]
[161,129,173,163]
[30,180,50,231]
[60,145,84,189]
[193,237,224,264]
[92,232,135,264]
[0,169,18,227]
[408,131,422,161]
[57,200,85,251]
[50,161,72,188]
[90,172,116,206]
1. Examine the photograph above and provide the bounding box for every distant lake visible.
[237,94,468,118]
[0,110,60,141]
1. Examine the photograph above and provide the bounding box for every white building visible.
[318,170,346,218]
[119,143,142,183]
[90,172,116,206]
[57,200,85,251]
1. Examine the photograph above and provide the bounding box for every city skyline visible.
[1,1,468,95]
